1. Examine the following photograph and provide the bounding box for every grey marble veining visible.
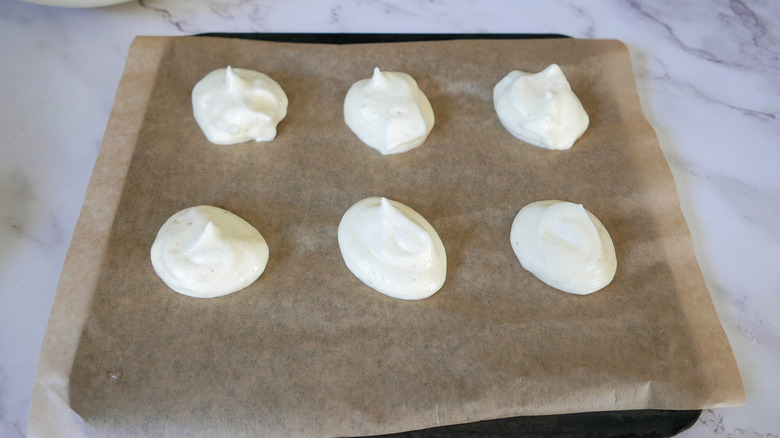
[1,0,778,436]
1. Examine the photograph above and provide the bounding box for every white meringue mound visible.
[344,67,435,155]
[510,200,616,295]
[150,205,269,298]
[192,66,288,145]
[493,64,589,150]
[338,197,447,300]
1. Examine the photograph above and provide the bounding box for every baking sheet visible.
[29,36,744,438]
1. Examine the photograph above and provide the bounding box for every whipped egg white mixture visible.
[338,197,447,300]
[192,66,288,145]
[510,200,616,295]
[344,67,435,155]
[494,64,589,150]
[151,205,269,298]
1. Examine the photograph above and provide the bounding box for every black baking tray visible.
[196,32,571,44]
[194,32,702,438]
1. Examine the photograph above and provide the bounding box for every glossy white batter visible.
[494,64,589,150]
[510,200,616,295]
[338,197,446,300]
[192,66,288,145]
[344,67,435,155]
[151,205,269,298]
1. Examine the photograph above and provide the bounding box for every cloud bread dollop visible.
[344,67,435,155]
[192,66,288,145]
[338,197,446,300]
[510,200,616,295]
[494,64,589,150]
[151,205,269,298]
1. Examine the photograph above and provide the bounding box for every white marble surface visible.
[1,0,778,436]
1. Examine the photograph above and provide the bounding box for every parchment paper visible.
[29,36,744,438]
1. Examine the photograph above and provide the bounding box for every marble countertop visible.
[1,0,777,436]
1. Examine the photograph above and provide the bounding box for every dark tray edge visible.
[364,409,701,438]
[195,32,571,44]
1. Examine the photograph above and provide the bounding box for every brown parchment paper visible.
[30,36,744,438]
